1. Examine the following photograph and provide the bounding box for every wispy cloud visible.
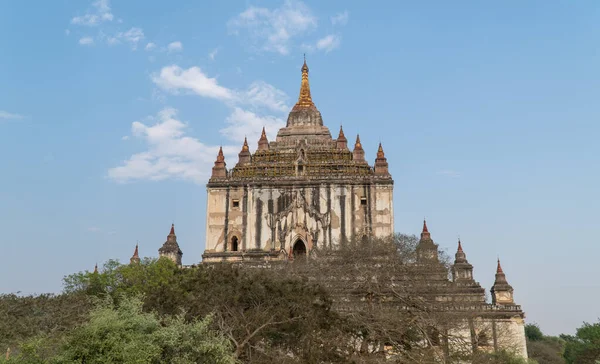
[209,47,219,60]
[152,65,235,101]
[88,227,102,233]
[167,41,183,53]
[108,27,144,49]
[152,65,290,112]
[0,111,24,120]
[316,34,341,52]
[437,170,461,178]
[108,107,283,184]
[110,64,289,184]
[228,0,317,55]
[108,108,224,183]
[331,10,349,26]
[221,107,284,143]
[71,0,113,26]
[70,0,144,51]
[79,36,94,45]
[145,42,156,51]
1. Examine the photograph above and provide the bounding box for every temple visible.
[117,59,528,359]
[202,58,394,262]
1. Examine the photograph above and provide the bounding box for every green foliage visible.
[143,263,338,362]
[0,295,236,364]
[525,323,544,342]
[472,350,538,364]
[0,293,92,354]
[563,320,600,364]
[62,258,178,299]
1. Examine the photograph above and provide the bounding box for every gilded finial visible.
[293,57,315,111]
[355,134,362,149]
[242,136,249,151]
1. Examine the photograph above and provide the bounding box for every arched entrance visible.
[292,239,307,259]
[231,236,239,252]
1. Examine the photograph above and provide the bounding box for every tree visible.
[563,320,600,364]
[144,263,338,363]
[0,293,92,357]
[525,324,544,342]
[0,295,236,364]
[523,323,565,364]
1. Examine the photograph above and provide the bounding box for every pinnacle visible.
[170,223,175,235]
[292,58,316,111]
[261,127,267,139]
[497,258,504,274]
[422,219,429,233]
[354,134,362,149]
[457,239,463,252]
[132,243,139,258]
[338,125,346,139]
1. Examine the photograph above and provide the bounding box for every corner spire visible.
[417,219,439,262]
[353,134,365,162]
[93,263,98,274]
[491,257,514,305]
[130,243,140,264]
[355,134,362,149]
[292,57,316,112]
[238,137,251,164]
[374,142,389,175]
[257,127,269,151]
[169,223,175,236]
[452,238,473,281]
[336,125,348,149]
[211,146,227,179]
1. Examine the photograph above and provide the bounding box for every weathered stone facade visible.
[191,59,527,358]
[202,59,393,263]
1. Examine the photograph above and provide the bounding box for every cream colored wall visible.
[205,182,394,255]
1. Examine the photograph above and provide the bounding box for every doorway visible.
[292,239,307,259]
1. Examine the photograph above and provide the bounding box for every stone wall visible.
[204,182,393,261]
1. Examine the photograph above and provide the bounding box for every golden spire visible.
[292,55,316,111]
[242,136,249,152]
[355,134,362,149]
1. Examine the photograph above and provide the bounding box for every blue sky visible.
[1,0,599,336]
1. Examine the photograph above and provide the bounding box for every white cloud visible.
[331,11,349,26]
[65,29,71,36]
[110,63,292,184]
[228,0,317,55]
[316,34,341,52]
[79,36,94,45]
[109,106,285,184]
[152,65,289,113]
[221,107,284,144]
[0,111,24,120]
[88,227,102,233]
[152,65,235,101]
[437,170,461,178]
[244,81,289,113]
[71,0,114,26]
[106,27,144,49]
[167,41,183,52]
[108,108,226,184]
[145,42,156,51]
[209,48,219,60]
[122,135,130,140]
[121,27,144,46]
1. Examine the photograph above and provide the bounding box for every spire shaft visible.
[291,58,316,111]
